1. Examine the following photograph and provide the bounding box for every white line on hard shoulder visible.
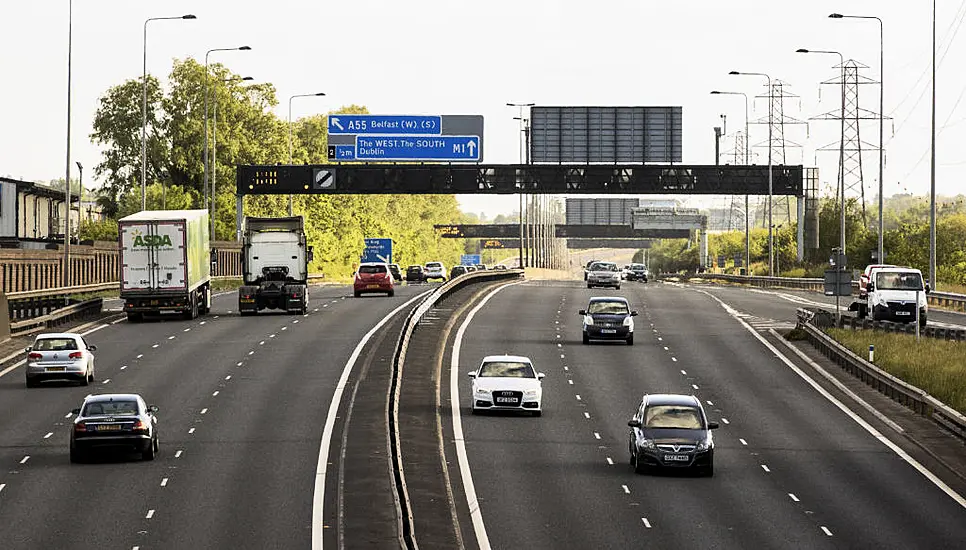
[43,432,53,439]
[314,289,436,550]
[821,526,833,537]
[692,287,966,510]
[594,432,601,439]
[606,457,614,465]
[789,493,799,502]
[761,464,771,473]
[145,510,155,519]
[175,450,183,458]
[739,438,748,445]
[161,478,168,487]
[622,484,630,494]
[641,518,651,528]
[20,456,29,464]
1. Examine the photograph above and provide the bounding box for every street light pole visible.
[287,92,326,216]
[729,71,774,275]
[203,46,251,215]
[64,0,73,287]
[830,13,885,263]
[796,49,846,264]
[142,14,196,212]
[509,102,534,269]
[930,0,937,288]
[710,90,751,272]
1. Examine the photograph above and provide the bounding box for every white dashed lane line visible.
[20,456,29,464]
[593,432,601,440]
[145,510,155,519]
[721,418,730,425]
[175,450,183,458]
[43,432,53,439]
[168,336,175,340]
[212,391,220,397]
[136,354,143,359]
[761,464,771,473]
[606,457,614,465]
[821,526,833,536]
[583,412,591,419]
[680,370,687,376]
[740,438,748,446]
[183,328,191,332]
[188,428,196,434]
[568,380,573,385]
[161,478,169,487]
[64,412,72,419]
[641,518,652,528]
[237,362,244,366]
[622,485,630,494]
[151,344,159,349]
[789,493,800,502]
[0,484,5,493]
[102,379,111,385]
[225,375,232,380]
[706,400,714,406]
[200,408,208,415]
[120,366,127,370]
[575,395,582,401]
[691,384,699,390]
[259,341,265,346]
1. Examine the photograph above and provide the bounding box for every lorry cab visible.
[863,266,930,326]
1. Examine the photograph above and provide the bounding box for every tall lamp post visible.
[929,0,937,289]
[508,102,534,269]
[729,70,774,276]
[710,90,751,273]
[142,14,196,211]
[830,13,885,263]
[210,76,253,240]
[796,49,847,263]
[203,45,251,213]
[287,92,326,216]
[64,0,74,287]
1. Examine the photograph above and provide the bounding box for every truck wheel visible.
[198,287,210,315]
[183,295,198,320]
[127,313,143,323]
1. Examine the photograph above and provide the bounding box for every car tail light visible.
[74,422,86,432]
[69,352,83,360]
[291,293,298,298]
[132,419,148,433]
[28,352,42,360]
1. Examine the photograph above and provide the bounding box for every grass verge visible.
[826,328,966,416]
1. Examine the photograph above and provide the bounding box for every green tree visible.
[78,218,119,242]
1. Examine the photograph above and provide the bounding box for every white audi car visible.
[469,355,544,416]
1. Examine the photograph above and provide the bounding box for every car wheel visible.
[142,439,156,461]
[701,461,714,477]
[532,410,542,417]
[25,377,37,388]
[127,312,143,323]
[88,369,95,383]
[80,372,90,386]
[471,408,478,415]
[70,445,84,464]
[626,334,634,346]
[582,332,590,345]
[615,285,621,290]
[388,290,395,297]
[353,291,361,298]
[587,284,593,289]
[633,450,648,474]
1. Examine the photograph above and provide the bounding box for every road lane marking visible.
[200,408,208,415]
[151,344,159,349]
[270,334,276,338]
[821,526,833,536]
[20,456,29,464]
[568,380,573,385]
[43,432,53,439]
[721,418,730,424]
[102,379,111,384]
[563,366,569,371]
[136,354,143,359]
[642,518,651,528]
[584,412,591,419]
[680,370,687,375]
[607,457,614,465]
[594,432,601,439]
[145,510,155,519]
[671,357,677,362]
[282,327,287,331]
[199,321,206,325]
[314,289,435,550]
[120,365,127,370]
[789,493,799,502]
[707,400,714,406]
[576,395,581,401]
[0,484,5,493]
[692,287,966,510]
[225,375,231,380]
[248,351,254,356]
[212,391,219,397]
[161,478,168,487]
[691,384,699,390]
[739,438,748,445]
[622,485,630,494]
[168,336,175,340]
[175,450,183,458]
[657,337,662,341]
[259,341,265,346]
[761,464,771,473]
[293,320,300,324]
[184,328,191,332]
[188,428,195,434]
[663,346,669,351]
[65,412,72,418]
[560,354,565,359]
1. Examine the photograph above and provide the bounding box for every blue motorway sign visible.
[361,238,393,264]
[352,135,480,162]
[328,115,441,135]
[461,254,482,266]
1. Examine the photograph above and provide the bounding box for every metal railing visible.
[389,268,524,548]
[796,308,966,441]
[9,298,104,338]
[682,273,966,313]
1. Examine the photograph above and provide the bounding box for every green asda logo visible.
[133,235,173,247]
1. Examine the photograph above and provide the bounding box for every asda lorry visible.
[238,216,312,315]
[119,210,211,322]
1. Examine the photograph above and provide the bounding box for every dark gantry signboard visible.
[530,106,682,164]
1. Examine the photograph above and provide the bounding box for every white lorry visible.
[850,266,930,327]
[119,210,211,322]
[237,216,312,315]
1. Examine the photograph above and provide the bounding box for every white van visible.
[864,266,930,326]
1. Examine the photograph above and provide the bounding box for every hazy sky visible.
[2,1,964,217]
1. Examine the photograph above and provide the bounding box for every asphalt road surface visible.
[0,283,432,550]
[447,279,966,549]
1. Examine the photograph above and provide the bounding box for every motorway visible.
[0,283,432,550]
[445,279,966,548]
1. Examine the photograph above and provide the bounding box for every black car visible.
[628,394,718,476]
[451,265,469,278]
[405,265,425,283]
[70,393,160,462]
[388,263,403,283]
[580,296,637,345]
[626,263,649,282]
[493,264,509,271]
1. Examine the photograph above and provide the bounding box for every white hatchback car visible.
[424,261,447,282]
[25,332,96,387]
[469,355,544,416]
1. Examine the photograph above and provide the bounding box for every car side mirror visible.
[467,371,477,378]
[708,422,720,430]
[88,345,97,351]
[925,283,931,294]
[627,419,642,428]
[631,311,639,317]
[71,408,81,415]
[578,309,586,315]
[537,372,545,380]
[24,346,32,353]
[307,246,314,262]
[148,405,159,414]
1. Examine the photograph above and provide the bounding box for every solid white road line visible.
[449,281,524,550]
[693,287,966,510]
[313,289,434,550]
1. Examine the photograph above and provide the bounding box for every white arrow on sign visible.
[376,254,390,263]
[467,140,477,157]
[331,118,344,132]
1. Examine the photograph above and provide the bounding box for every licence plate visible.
[94,424,121,432]
[896,311,911,316]
[496,397,518,403]
[601,329,617,334]
[150,300,159,305]
[240,298,255,303]
[367,284,381,289]
[665,454,689,462]
[46,367,66,372]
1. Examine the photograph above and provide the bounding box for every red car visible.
[859,264,896,298]
[354,263,395,297]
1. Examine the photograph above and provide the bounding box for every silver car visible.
[25,333,96,387]
[586,261,621,289]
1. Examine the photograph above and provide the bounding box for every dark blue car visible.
[579,296,638,345]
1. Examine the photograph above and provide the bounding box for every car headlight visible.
[695,438,712,451]
[524,389,540,398]
[584,315,594,326]
[876,296,888,307]
[622,316,633,327]
[474,388,491,396]
[639,439,656,450]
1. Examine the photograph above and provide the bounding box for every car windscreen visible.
[631,264,645,270]
[590,263,618,272]
[875,271,924,291]
[588,301,629,314]
[83,400,139,416]
[426,262,442,268]
[478,361,535,378]
[33,338,78,351]
[644,405,704,429]
[359,265,387,274]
